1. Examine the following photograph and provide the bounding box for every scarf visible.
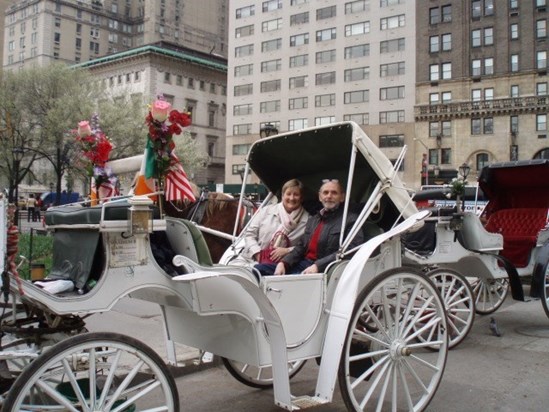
[270,203,305,247]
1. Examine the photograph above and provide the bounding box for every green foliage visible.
[449,177,466,198]
[16,232,53,280]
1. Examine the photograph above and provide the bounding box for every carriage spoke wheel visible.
[469,277,509,315]
[221,357,306,389]
[423,268,475,349]
[541,263,549,319]
[2,332,179,412]
[338,267,448,412]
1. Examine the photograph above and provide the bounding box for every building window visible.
[346,0,369,14]
[235,44,253,57]
[380,62,404,77]
[379,135,404,148]
[345,21,370,36]
[260,100,280,113]
[430,64,440,81]
[289,75,308,89]
[345,66,370,81]
[442,5,452,22]
[430,36,440,53]
[484,57,494,75]
[472,29,481,47]
[290,33,309,46]
[537,20,547,39]
[261,59,281,72]
[379,110,405,124]
[484,117,494,134]
[537,114,547,131]
[262,0,282,12]
[511,85,519,97]
[75,38,81,50]
[344,90,369,104]
[380,38,405,53]
[261,38,281,52]
[472,1,481,18]
[429,149,439,165]
[476,153,490,171]
[429,93,439,104]
[234,84,253,96]
[537,82,548,95]
[315,71,336,85]
[537,51,547,69]
[233,104,253,116]
[442,34,452,50]
[484,88,494,100]
[315,116,335,126]
[472,59,481,76]
[441,148,452,165]
[290,12,309,25]
[235,24,254,38]
[233,144,251,156]
[344,44,370,59]
[429,7,440,25]
[260,79,281,92]
[54,32,61,44]
[289,97,308,110]
[510,0,518,9]
[510,116,519,133]
[471,118,482,135]
[262,18,282,32]
[317,5,336,20]
[442,91,452,102]
[289,54,308,67]
[316,49,336,64]
[485,0,494,15]
[343,112,369,124]
[232,164,246,176]
[381,15,405,30]
[315,94,336,107]
[236,5,255,19]
[288,118,308,131]
[316,28,336,42]
[511,54,519,72]
[484,27,494,45]
[233,124,252,135]
[510,23,519,40]
[380,86,405,100]
[235,64,253,77]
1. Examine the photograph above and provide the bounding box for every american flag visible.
[165,153,196,202]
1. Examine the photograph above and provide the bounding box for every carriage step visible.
[291,395,327,409]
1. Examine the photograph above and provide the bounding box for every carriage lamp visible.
[128,195,154,235]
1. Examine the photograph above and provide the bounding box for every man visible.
[274,179,364,275]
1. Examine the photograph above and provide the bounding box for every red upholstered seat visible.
[485,208,548,267]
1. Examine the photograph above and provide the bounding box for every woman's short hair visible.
[281,178,304,195]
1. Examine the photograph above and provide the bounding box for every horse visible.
[164,191,257,263]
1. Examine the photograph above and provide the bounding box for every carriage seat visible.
[165,217,213,266]
[45,200,160,226]
[485,208,548,267]
[401,220,437,256]
[457,212,503,252]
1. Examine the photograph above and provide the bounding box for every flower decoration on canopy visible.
[447,177,466,198]
[74,114,118,201]
[143,95,195,202]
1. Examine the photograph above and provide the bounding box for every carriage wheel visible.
[424,268,475,349]
[3,332,179,412]
[221,357,306,389]
[338,267,448,412]
[469,277,509,315]
[541,262,549,319]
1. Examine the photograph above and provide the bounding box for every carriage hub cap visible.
[389,340,411,358]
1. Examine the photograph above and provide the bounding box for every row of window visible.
[428,115,549,137]
[163,72,227,95]
[236,0,400,19]
[233,111,405,135]
[236,14,404,40]
[429,83,549,106]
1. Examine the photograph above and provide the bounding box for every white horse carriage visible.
[0,122,449,411]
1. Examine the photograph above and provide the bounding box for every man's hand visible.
[274,262,286,276]
[302,264,319,275]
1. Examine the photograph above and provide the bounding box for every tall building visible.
[415,0,549,184]
[226,0,417,186]
[3,0,228,69]
[0,0,11,68]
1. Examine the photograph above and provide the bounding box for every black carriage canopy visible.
[478,159,549,212]
[246,122,417,227]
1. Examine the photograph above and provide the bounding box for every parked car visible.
[40,191,80,209]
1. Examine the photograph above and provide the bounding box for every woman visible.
[236,179,309,276]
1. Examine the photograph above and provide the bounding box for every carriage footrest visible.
[291,396,327,409]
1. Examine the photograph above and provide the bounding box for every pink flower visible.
[151,100,172,122]
[77,121,92,137]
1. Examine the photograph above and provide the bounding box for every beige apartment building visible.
[3,0,228,69]
[415,0,549,185]
[226,0,418,187]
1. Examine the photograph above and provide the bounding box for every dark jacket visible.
[282,205,364,272]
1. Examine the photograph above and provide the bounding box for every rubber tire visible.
[222,357,306,389]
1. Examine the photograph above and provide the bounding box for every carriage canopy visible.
[246,122,417,222]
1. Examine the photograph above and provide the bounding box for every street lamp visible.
[459,163,471,181]
[260,123,278,138]
[12,147,24,227]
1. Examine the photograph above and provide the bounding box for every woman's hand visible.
[270,247,289,262]
[274,262,286,276]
